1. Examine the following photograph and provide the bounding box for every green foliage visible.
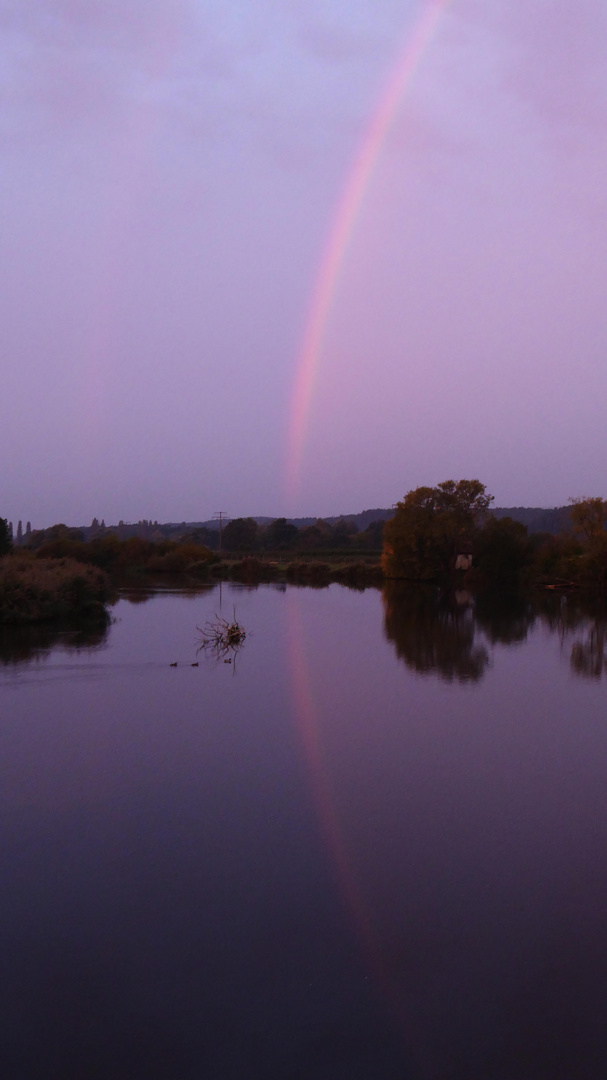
[382,479,493,580]
[0,518,12,557]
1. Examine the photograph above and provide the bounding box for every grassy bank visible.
[0,556,110,624]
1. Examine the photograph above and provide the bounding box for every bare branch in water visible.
[196,608,246,662]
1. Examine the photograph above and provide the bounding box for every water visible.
[1,583,607,1078]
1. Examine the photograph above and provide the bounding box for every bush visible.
[146,543,214,573]
[229,557,277,582]
[0,557,110,623]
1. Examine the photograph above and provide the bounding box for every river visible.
[1,582,606,1078]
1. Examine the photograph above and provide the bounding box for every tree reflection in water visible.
[474,591,535,646]
[384,585,607,682]
[570,621,607,678]
[533,593,607,679]
[555,596,607,680]
[382,584,489,682]
[0,618,110,666]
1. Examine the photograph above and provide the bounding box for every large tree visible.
[382,479,493,580]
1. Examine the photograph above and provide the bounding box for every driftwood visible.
[196,608,246,661]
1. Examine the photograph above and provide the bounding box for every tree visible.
[331,518,358,546]
[263,518,298,551]
[569,497,607,543]
[357,519,385,550]
[0,518,12,557]
[568,497,607,590]
[474,516,532,584]
[382,479,493,580]
[298,525,323,551]
[222,517,258,553]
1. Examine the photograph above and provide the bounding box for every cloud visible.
[0,0,413,138]
[0,2,179,137]
[466,0,607,131]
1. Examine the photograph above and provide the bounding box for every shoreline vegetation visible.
[2,482,607,623]
[0,556,110,625]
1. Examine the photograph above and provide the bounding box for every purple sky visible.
[2,0,607,528]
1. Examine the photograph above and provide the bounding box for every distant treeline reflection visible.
[382,585,607,682]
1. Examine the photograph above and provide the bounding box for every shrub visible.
[0,557,110,623]
[146,543,214,573]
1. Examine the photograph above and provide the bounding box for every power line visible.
[213,511,229,555]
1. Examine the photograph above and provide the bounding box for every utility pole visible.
[213,511,229,555]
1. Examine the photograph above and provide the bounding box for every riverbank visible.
[2,539,602,628]
[0,556,110,624]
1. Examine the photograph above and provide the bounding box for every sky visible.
[2,0,607,528]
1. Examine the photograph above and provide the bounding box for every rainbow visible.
[286,591,431,1053]
[285,0,452,503]
[286,595,397,999]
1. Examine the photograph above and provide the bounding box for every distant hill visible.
[56,505,572,542]
[491,506,572,535]
[163,509,397,532]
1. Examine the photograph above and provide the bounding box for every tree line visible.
[382,480,607,589]
[3,480,607,591]
[1,514,386,557]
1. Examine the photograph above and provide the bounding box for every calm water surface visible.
[1,583,607,1078]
